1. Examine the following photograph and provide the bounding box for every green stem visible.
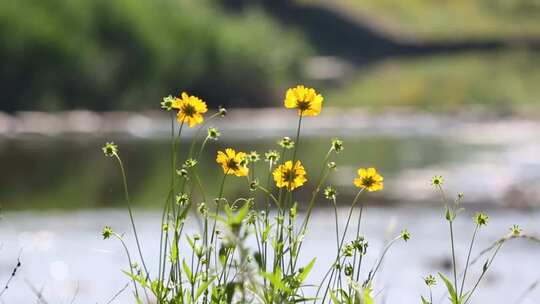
[364,235,401,287]
[463,242,503,304]
[449,220,458,291]
[113,233,140,299]
[460,224,479,297]
[318,190,364,303]
[114,155,149,279]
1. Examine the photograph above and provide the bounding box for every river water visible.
[1,110,540,303]
[0,208,539,303]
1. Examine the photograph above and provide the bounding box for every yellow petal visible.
[225,148,236,159]
[353,177,363,188]
[358,168,367,178]
[216,151,227,164]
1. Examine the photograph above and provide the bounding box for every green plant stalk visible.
[113,233,140,299]
[459,224,479,297]
[114,154,150,279]
[158,110,175,287]
[283,112,303,277]
[318,190,363,304]
[438,185,459,292]
[449,220,458,291]
[289,149,333,272]
[188,112,220,159]
[464,242,503,304]
[206,172,228,292]
[170,122,187,296]
[262,159,274,286]
[159,118,184,292]
[364,235,402,287]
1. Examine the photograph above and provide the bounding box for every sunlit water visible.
[1,111,540,302]
[0,208,539,303]
[2,110,540,209]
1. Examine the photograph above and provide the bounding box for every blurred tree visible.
[0,0,310,112]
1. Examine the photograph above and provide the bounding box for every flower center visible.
[182,103,197,117]
[282,168,297,183]
[227,159,239,171]
[296,100,311,111]
[361,176,375,188]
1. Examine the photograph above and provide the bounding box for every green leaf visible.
[253,251,263,269]
[182,259,193,284]
[261,267,289,292]
[262,224,272,242]
[122,270,147,288]
[170,240,179,263]
[438,272,459,304]
[421,295,430,304]
[362,286,374,304]
[234,202,251,223]
[330,290,340,304]
[195,276,215,301]
[339,289,352,304]
[298,258,316,283]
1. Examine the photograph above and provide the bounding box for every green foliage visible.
[328,51,540,113]
[0,0,310,111]
[302,0,540,41]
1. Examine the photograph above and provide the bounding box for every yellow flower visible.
[273,160,307,191]
[171,92,208,127]
[353,168,384,192]
[284,85,323,116]
[216,148,249,177]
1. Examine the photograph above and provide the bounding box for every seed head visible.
[176,168,189,179]
[278,137,295,149]
[424,274,437,287]
[331,138,344,153]
[161,95,175,111]
[248,151,260,163]
[184,158,198,168]
[102,226,113,239]
[218,106,227,117]
[510,224,522,236]
[431,175,444,187]
[207,127,220,140]
[102,142,118,157]
[264,150,280,163]
[344,264,353,276]
[400,229,411,242]
[323,186,337,200]
[198,202,208,216]
[249,179,259,192]
[176,193,189,206]
[474,212,489,227]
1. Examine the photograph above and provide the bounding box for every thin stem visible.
[332,198,340,253]
[438,185,458,291]
[291,113,303,164]
[364,235,401,287]
[460,224,479,297]
[113,233,140,299]
[464,242,503,304]
[318,190,364,303]
[449,220,458,291]
[353,196,366,283]
[114,155,149,278]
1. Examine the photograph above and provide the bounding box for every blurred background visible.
[1,0,540,303]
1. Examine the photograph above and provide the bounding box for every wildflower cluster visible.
[98,85,526,304]
[100,85,401,304]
